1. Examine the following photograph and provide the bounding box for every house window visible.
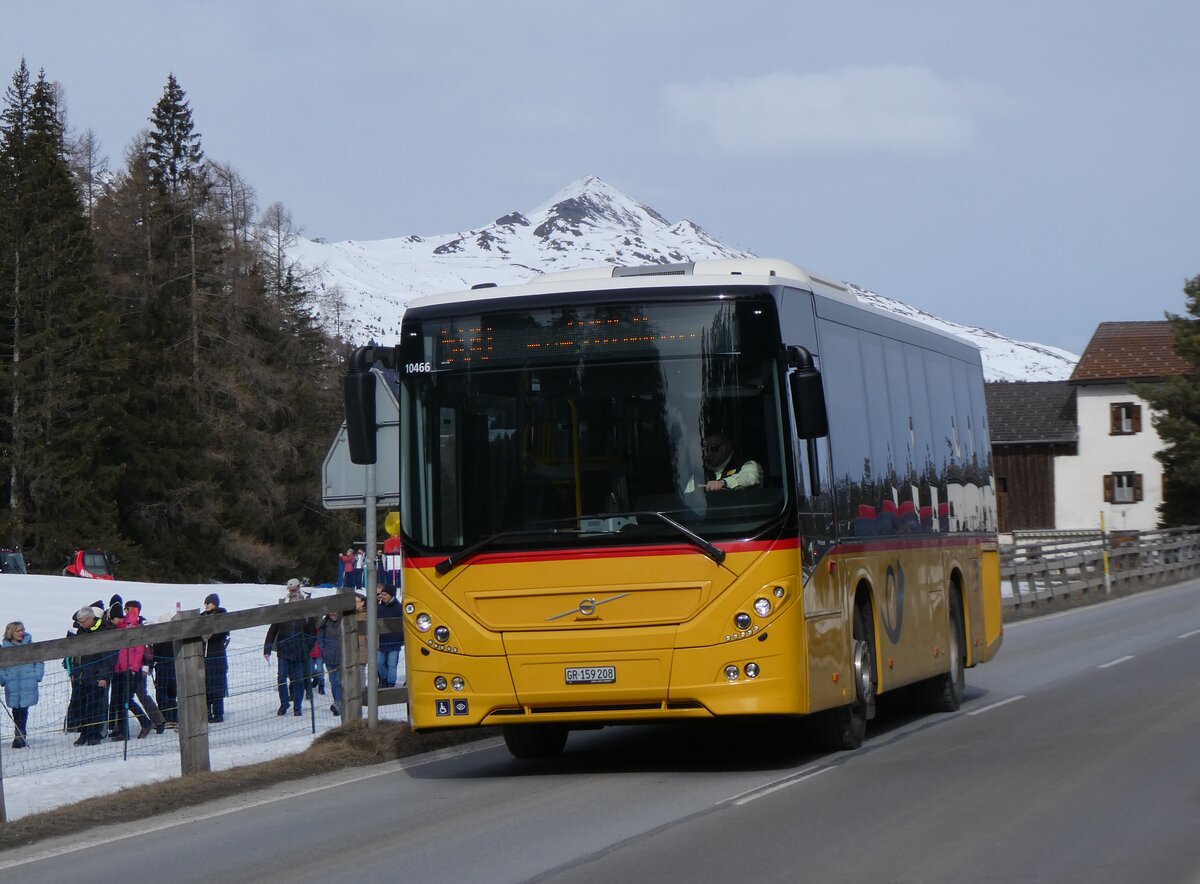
[1103,471,1143,504]
[1110,402,1142,435]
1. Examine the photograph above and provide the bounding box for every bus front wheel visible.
[816,603,876,751]
[502,724,568,759]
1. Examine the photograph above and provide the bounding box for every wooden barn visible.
[985,381,1078,532]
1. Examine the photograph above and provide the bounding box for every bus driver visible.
[686,428,762,493]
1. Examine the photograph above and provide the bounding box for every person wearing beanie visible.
[111,600,165,740]
[201,594,229,723]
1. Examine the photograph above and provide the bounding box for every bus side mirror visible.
[345,348,378,465]
[788,346,829,440]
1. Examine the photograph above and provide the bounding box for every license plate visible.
[565,666,616,684]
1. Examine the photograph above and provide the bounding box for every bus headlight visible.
[754,597,772,618]
[416,613,432,632]
[734,612,752,630]
[434,625,450,643]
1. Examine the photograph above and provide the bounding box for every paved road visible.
[5,581,1200,883]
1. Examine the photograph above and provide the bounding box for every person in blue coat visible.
[376,585,405,688]
[0,622,45,748]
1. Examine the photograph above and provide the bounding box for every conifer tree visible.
[0,64,126,561]
[94,79,222,578]
[1139,273,1200,526]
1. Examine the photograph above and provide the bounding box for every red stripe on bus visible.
[402,533,989,570]
[404,536,800,569]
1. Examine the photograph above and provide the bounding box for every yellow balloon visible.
[384,511,400,537]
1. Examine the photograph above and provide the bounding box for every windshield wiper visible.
[435,528,559,576]
[624,511,727,565]
[435,511,726,576]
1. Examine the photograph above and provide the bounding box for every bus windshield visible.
[396,295,789,555]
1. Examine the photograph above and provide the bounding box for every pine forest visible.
[0,61,358,582]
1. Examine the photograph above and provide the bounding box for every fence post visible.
[175,613,210,775]
[339,601,362,722]
[0,730,7,823]
[1100,512,1112,594]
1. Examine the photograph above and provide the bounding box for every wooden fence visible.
[1001,526,1200,610]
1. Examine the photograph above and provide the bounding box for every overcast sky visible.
[5,1,1199,354]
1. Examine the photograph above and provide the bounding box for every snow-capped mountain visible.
[290,176,1077,381]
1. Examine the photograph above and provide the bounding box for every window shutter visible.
[1110,404,1120,434]
[1103,474,1115,503]
[1134,473,1144,501]
[1132,405,1142,433]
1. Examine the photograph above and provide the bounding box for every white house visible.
[1053,321,1188,531]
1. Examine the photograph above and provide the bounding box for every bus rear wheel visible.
[502,724,569,759]
[919,588,965,713]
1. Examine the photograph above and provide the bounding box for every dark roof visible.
[1070,321,1190,383]
[985,381,1077,444]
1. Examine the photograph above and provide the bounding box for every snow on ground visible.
[0,573,405,820]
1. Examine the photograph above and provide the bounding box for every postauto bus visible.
[344,258,1003,758]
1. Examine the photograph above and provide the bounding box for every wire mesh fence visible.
[0,625,406,782]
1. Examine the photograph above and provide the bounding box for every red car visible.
[64,549,116,580]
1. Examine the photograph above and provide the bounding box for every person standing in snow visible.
[111,600,165,740]
[201,593,229,723]
[264,579,316,716]
[71,606,113,746]
[376,584,404,689]
[315,609,344,717]
[0,622,44,748]
[151,612,178,727]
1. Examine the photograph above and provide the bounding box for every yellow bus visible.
[346,258,1003,757]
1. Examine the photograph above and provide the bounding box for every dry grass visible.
[0,721,490,851]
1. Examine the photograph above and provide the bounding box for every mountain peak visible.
[290,177,1077,381]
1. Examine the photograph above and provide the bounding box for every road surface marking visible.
[729,765,833,806]
[967,695,1025,716]
[1098,655,1135,669]
[1179,628,1200,639]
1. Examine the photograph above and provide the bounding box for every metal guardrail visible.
[1000,526,1200,609]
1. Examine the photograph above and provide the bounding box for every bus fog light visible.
[434,676,447,691]
[451,676,465,691]
[744,662,760,678]
[724,665,740,682]
[434,625,450,643]
[754,598,772,617]
[416,613,432,632]
[734,612,751,630]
